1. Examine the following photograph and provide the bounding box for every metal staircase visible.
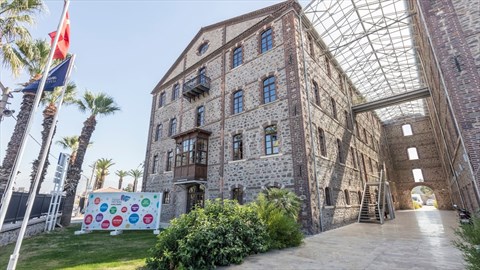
[358,170,395,224]
[45,153,69,231]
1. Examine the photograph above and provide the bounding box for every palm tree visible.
[0,39,51,189]
[56,135,93,166]
[0,0,45,76]
[61,91,120,226]
[29,81,77,193]
[93,158,115,190]
[128,169,142,192]
[115,170,128,190]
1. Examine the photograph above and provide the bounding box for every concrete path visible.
[223,207,465,269]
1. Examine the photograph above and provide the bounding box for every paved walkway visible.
[223,207,465,270]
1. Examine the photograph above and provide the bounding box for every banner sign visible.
[81,192,162,231]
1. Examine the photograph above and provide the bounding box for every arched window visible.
[166,151,173,171]
[155,124,162,141]
[344,189,350,205]
[162,191,170,204]
[337,139,344,164]
[313,80,320,106]
[198,42,209,55]
[233,134,243,160]
[172,83,180,101]
[196,106,205,127]
[358,191,362,204]
[233,90,243,114]
[261,28,273,53]
[263,76,276,104]
[318,128,327,157]
[325,187,332,206]
[152,154,159,174]
[265,125,279,155]
[331,98,337,119]
[169,118,176,136]
[232,188,244,205]
[232,46,243,68]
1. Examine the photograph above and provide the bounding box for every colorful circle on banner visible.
[110,206,117,214]
[157,201,159,208]
[101,220,110,229]
[112,215,123,227]
[129,213,140,224]
[141,198,150,207]
[100,203,108,212]
[95,213,104,222]
[84,214,93,225]
[121,206,128,213]
[94,197,101,205]
[131,204,139,212]
[143,214,154,224]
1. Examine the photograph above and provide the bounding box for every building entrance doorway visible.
[187,184,205,212]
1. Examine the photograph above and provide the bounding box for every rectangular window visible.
[351,147,357,168]
[263,76,276,104]
[233,134,243,160]
[152,155,159,174]
[325,56,331,78]
[339,74,344,93]
[407,147,419,160]
[363,128,368,145]
[402,124,413,136]
[261,28,273,53]
[413,169,424,182]
[265,125,279,155]
[169,118,177,136]
[233,90,243,114]
[325,187,332,206]
[162,191,170,204]
[175,137,208,167]
[232,47,243,68]
[166,150,173,171]
[172,84,179,101]
[308,35,315,56]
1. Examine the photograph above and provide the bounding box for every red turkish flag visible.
[49,12,70,60]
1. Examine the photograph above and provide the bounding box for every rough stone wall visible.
[296,17,384,231]
[0,218,47,246]
[409,0,480,211]
[383,116,451,210]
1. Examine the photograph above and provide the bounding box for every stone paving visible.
[222,207,465,270]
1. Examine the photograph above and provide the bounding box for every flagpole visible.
[0,1,71,268]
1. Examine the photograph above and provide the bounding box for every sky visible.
[0,0,310,194]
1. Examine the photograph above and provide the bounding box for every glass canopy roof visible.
[303,0,426,121]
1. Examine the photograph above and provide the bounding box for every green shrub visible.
[255,188,303,249]
[146,199,268,270]
[454,216,480,270]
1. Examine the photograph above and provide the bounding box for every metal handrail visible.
[183,74,211,93]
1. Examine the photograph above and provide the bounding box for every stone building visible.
[143,0,480,234]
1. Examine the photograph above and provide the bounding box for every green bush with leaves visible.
[454,216,480,270]
[146,199,269,270]
[254,188,304,249]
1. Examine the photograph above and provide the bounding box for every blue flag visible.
[23,57,72,93]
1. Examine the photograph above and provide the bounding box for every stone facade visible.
[143,1,387,234]
[143,0,480,234]
[383,116,451,210]
[408,0,480,211]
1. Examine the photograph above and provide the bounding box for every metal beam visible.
[352,87,430,114]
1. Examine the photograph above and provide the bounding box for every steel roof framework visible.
[303,0,425,121]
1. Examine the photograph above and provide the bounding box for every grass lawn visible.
[0,224,158,269]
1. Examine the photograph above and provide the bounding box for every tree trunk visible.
[29,104,57,194]
[61,115,96,227]
[0,93,36,190]
[118,177,123,190]
[133,178,138,192]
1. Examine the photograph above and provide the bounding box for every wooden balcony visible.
[172,128,211,183]
[183,74,211,102]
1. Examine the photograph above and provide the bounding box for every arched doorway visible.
[187,184,205,212]
[411,185,438,210]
